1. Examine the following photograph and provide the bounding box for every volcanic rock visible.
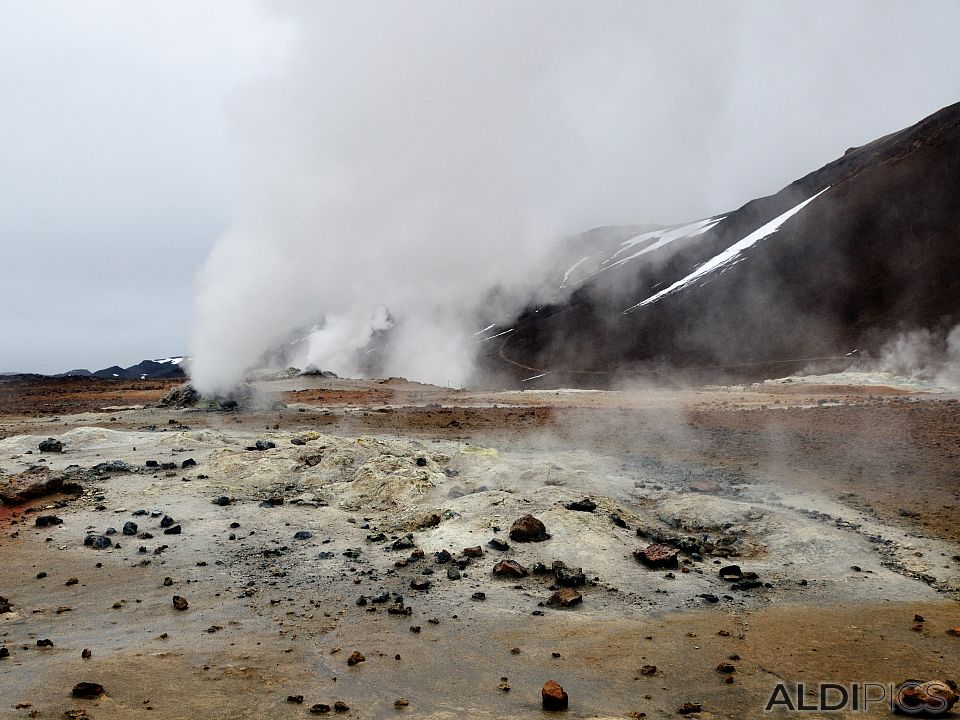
[487,538,510,551]
[347,650,365,666]
[0,467,82,505]
[634,544,679,569]
[84,535,112,550]
[212,496,231,506]
[718,565,743,581]
[0,596,12,614]
[462,545,483,558]
[163,525,182,535]
[39,438,63,453]
[565,498,597,512]
[157,383,200,408]
[35,515,63,527]
[893,681,959,716]
[547,588,583,607]
[542,680,568,710]
[509,514,549,542]
[493,560,529,578]
[309,704,331,714]
[72,682,104,699]
[122,521,138,536]
[172,595,189,611]
[678,702,702,715]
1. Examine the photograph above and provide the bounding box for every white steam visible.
[187,1,959,394]
[868,325,960,388]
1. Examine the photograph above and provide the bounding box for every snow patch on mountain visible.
[623,187,830,313]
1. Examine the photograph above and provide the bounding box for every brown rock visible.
[346,650,365,666]
[546,588,582,607]
[0,467,82,505]
[510,514,549,542]
[677,702,702,714]
[287,695,304,704]
[947,627,960,636]
[690,479,720,493]
[634,544,679,569]
[462,546,484,558]
[893,680,959,716]
[639,664,657,676]
[309,704,331,714]
[542,680,568,710]
[71,682,104,699]
[172,595,188,611]
[492,560,528,578]
[716,663,736,673]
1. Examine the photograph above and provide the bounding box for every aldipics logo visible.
[763,680,959,714]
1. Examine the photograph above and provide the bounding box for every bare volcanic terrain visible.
[1,374,959,718]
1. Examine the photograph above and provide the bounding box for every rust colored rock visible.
[509,514,549,542]
[690,478,720,493]
[640,664,657,676]
[462,545,483,558]
[542,680,568,710]
[492,559,528,578]
[172,595,188,611]
[547,588,582,607]
[634,544,679,569]
[347,650,365,666]
[947,627,960,636]
[71,682,104,699]
[893,680,958,716]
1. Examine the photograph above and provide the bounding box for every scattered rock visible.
[678,702,702,715]
[492,560,528,578]
[487,538,510,551]
[37,639,54,647]
[334,701,349,713]
[172,596,189,611]
[39,438,64,453]
[462,545,483,558]
[212,496,231,506]
[82,649,92,659]
[640,664,657,676]
[287,695,304,704]
[565,498,597,512]
[309,704,331,714]
[293,531,313,540]
[542,680,568,710]
[892,680,958,716]
[163,525,182,535]
[84,535,112,550]
[716,663,736,673]
[634,544,679,569]
[160,515,175,528]
[35,515,63,528]
[547,588,583,607]
[718,565,742,581]
[181,458,196,469]
[71,682,104,699]
[122,521,138,536]
[510,514,549,542]
[347,650,365,666]
[254,440,276,451]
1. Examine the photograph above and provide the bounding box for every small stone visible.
[547,588,582,607]
[509,514,549,542]
[492,560,528,578]
[0,647,9,658]
[39,438,64,453]
[634,544,679,569]
[37,639,54,647]
[462,546,483,558]
[333,701,349,713]
[287,695,304,704]
[640,664,657,676]
[172,595,189,611]
[487,538,510,551]
[293,531,313,540]
[310,704,331,714]
[678,702,702,715]
[212,496,231,506]
[36,515,63,527]
[82,648,92,659]
[181,458,196,469]
[542,680,568,710]
[163,577,173,586]
[163,525,182,535]
[122,521,138,536]
[71,682,104,699]
[160,515,175,528]
[346,650,365,666]
[565,498,597,512]
[718,565,742,581]
[471,591,486,601]
[66,577,79,586]
[394,698,409,707]
[716,662,736,673]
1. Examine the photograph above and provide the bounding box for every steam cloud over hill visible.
[188,2,960,393]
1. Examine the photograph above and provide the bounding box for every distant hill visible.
[58,357,186,380]
[475,100,960,386]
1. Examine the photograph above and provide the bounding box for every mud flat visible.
[1,376,959,718]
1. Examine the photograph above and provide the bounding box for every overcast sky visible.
[2,1,959,375]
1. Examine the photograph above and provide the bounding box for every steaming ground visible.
[1,374,959,718]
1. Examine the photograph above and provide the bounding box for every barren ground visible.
[1,375,959,719]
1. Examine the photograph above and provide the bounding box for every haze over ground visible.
[1,1,958,380]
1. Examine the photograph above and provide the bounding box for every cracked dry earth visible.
[1,376,959,719]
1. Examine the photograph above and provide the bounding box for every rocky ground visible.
[1,374,959,719]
